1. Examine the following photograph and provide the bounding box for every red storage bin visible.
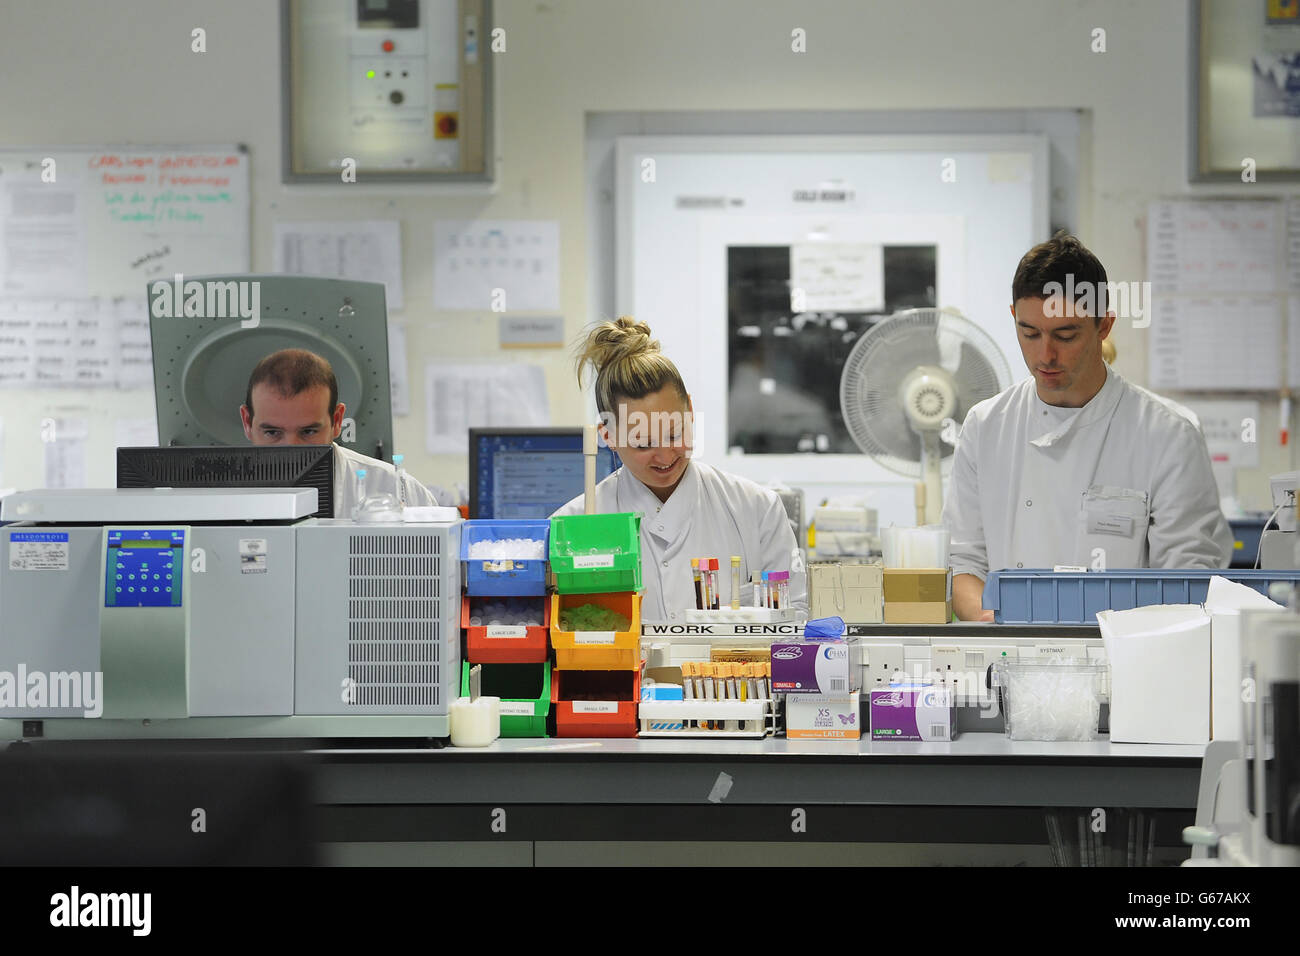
[551,668,640,738]
[462,595,549,664]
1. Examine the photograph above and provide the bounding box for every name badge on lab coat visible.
[1087,513,1134,536]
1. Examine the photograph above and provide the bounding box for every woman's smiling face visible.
[602,385,694,502]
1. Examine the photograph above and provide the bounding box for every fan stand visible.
[918,430,943,526]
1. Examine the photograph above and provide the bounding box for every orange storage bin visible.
[549,592,641,671]
[552,668,640,738]
[462,595,549,664]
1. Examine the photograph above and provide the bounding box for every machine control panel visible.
[104,528,185,608]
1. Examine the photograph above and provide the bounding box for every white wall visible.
[0,0,1289,507]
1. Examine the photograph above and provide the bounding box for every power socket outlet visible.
[930,643,1016,703]
[858,642,906,687]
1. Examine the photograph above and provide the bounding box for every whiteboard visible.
[614,134,1048,499]
[0,145,250,297]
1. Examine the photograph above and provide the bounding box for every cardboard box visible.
[786,693,860,739]
[883,568,950,602]
[710,647,772,664]
[1097,605,1210,745]
[869,683,955,741]
[810,563,884,623]
[883,601,953,624]
[883,568,951,624]
[771,640,861,694]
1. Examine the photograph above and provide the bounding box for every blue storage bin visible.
[984,568,1300,624]
[460,519,550,596]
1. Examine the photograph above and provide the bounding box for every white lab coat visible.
[553,460,807,622]
[333,443,441,518]
[942,365,1232,579]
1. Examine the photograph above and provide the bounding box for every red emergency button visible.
[382,39,395,52]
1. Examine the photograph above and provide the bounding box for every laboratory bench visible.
[2,732,1205,866]
[308,735,1203,865]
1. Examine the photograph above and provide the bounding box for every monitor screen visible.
[469,428,620,519]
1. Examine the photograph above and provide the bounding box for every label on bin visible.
[572,554,615,569]
[500,701,535,716]
[486,625,527,638]
[482,559,515,572]
[572,701,618,713]
[574,631,616,644]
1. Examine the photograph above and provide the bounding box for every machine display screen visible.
[471,430,620,519]
[104,528,185,608]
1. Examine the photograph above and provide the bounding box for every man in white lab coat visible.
[239,349,441,517]
[942,234,1231,621]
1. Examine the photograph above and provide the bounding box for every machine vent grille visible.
[345,533,443,707]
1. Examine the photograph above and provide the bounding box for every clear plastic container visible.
[992,657,1106,741]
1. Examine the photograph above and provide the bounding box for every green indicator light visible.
[366,70,376,78]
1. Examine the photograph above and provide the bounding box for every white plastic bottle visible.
[352,468,367,521]
[392,453,407,509]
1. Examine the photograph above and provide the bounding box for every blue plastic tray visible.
[460,519,550,596]
[984,568,1300,624]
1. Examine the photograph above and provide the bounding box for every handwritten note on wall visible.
[0,147,249,389]
[0,148,249,299]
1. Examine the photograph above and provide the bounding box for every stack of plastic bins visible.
[460,519,551,738]
[548,512,643,737]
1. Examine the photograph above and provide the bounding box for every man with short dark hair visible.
[942,234,1230,621]
[240,349,441,517]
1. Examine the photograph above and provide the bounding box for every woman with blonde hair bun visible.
[553,317,806,622]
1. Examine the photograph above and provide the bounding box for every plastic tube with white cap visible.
[583,423,598,515]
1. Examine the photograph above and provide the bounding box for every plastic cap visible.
[691,557,699,568]
[393,454,404,465]
[710,558,720,570]
[731,555,741,565]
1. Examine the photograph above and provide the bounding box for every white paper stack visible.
[881,525,950,569]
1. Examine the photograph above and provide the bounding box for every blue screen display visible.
[473,432,619,519]
[104,528,185,608]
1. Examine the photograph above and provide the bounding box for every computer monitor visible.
[147,274,395,461]
[469,428,620,519]
[117,445,334,518]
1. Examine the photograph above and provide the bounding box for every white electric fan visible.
[839,308,1012,525]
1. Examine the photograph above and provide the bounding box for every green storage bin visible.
[549,512,643,594]
[460,662,550,738]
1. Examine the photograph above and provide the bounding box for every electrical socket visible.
[930,643,1016,703]
[858,641,906,686]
